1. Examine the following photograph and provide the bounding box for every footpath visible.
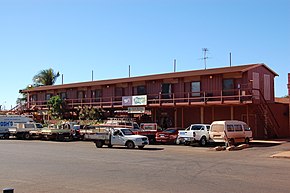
[252,139,290,159]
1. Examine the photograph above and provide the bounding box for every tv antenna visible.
[201,48,209,69]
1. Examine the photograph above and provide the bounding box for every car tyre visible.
[23,133,30,140]
[95,140,103,148]
[4,133,9,139]
[245,137,250,144]
[229,138,235,146]
[199,136,207,147]
[184,141,190,146]
[126,141,135,149]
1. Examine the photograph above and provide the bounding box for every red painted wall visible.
[247,65,276,103]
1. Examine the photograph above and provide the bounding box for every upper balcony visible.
[24,88,256,111]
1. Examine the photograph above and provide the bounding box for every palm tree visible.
[33,68,60,86]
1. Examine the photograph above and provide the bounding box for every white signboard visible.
[132,95,147,106]
[122,95,147,106]
[128,107,145,114]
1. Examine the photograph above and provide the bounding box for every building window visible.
[137,86,146,95]
[161,83,172,99]
[45,93,53,101]
[92,89,102,99]
[223,79,234,96]
[31,94,37,101]
[60,92,67,100]
[191,81,201,96]
[77,91,85,99]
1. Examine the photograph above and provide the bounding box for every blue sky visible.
[0,0,289,109]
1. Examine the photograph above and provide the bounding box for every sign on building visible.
[122,95,147,106]
[128,107,145,114]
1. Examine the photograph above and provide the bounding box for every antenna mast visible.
[173,59,176,72]
[202,48,209,69]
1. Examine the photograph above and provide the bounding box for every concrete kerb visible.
[271,151,290,159]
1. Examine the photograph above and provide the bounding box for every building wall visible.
[247,65,275,103]
[268,103,289,138]
[288,73,290,134]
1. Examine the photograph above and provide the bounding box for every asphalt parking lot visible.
[1,140,290,193]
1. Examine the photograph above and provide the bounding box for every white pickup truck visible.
[177,124,210,146]
[91,128,149,149]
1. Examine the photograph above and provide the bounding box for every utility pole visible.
[129,65,131,78]
[202,48,209,69]
[92,70,94,81]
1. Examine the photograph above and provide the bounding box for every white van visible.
[0,115,34,139]
[209,120,253,145]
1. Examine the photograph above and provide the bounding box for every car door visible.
[111,130,125,145]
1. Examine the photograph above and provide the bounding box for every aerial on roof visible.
[21,63,278,93]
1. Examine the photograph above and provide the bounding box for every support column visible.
[174,108,177,128]
[246,105,249,124]
[200,106,204,124]
[182,107,184,128]
[230,106,234,120]
[212,106,215,121]
[27,93,30,109]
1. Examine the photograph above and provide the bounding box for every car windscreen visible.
[121,129,134,135]
[36,124,43,128]
[243,124,251,131]
[191,125,203,130]
[163,129,176,133]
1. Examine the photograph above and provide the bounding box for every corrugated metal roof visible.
[21,63,278,93]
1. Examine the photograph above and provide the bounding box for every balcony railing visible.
[25,88,254,110]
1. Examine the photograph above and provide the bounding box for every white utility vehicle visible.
[209,120,253,145]
[177,124,211,146]
[9,122,43,139]
[92,128,149,149]
[0,115,34,139]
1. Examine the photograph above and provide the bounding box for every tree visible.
[33,68,60,86]
[16,85,36,106]
[47,95,64,119]
[78,105,105,121]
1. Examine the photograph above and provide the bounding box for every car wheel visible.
[4,133,9,139]
[138,145,144,149]
[95,140,103,148]
[126,141,135,149]
[229,138,235,146]
[108,144,113,148]
[23,133,30,140]
[199,136,207,147]
[184,141,190,146]
[245,138,250,144]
